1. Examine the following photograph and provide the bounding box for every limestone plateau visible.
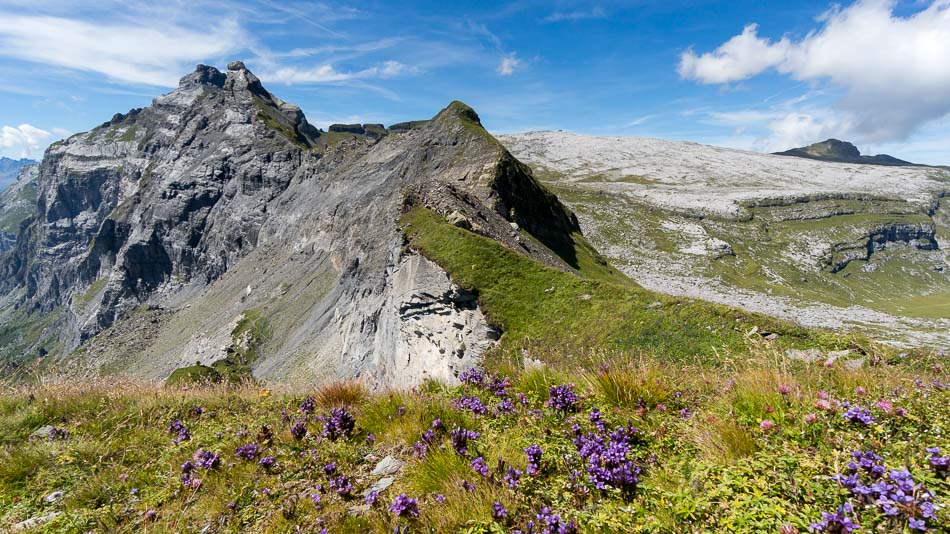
[0,62,583,387]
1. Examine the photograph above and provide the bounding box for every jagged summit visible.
[774,138,915,166]
[0,63,588,388]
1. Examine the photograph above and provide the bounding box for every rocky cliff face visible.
[0,63,582,387]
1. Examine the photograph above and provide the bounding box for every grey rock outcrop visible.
[0,163,38,253]
[0,64,583,388]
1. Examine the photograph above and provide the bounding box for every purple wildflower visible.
[323,462,337,475]
[389,493,419,517]
[330,475,352,497]
[365,490,379,505]
[492,501,508,520]
[810,503,859,533]
[573,421,641,492]
[525,444,543,475]
[235,443,259,461]
[47,427,68,441]
[842,405,875,426]
[168,420,190,444]
[459,368,485,386]
[299,396,316,414]
[471,457,490,477]
[547,384,579,412]
[535,507,577,534]
[290,420,307,440]
[193,449,221,470]
[258,456,276,469]
[455,395,488,415]
[322,408,356,441]
[927,447,948,478]
[504,467,523,488]
[450,427,480,455]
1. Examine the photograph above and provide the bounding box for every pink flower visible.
[760,419,776,432]
[875,399,894,414]
[656,404,667,412]
[817,390,829,400]
[854,386,867,396]
[804,413,818,424]
[778,384,792,396]
[815,399,833,412]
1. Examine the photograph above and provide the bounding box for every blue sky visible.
[1,0,949,164]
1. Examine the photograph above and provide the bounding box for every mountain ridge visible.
[774,138,916,166]
[0,63,587,387]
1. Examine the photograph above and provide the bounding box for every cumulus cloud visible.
[0,124,51,158]
[678,0,950,144]
[0,14,246,86]
[497,53,521,76]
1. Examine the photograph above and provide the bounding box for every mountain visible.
[774,138,915,166]
[499,130,950,347]
[0,156,36,190]
[0,62,589,386]
[0,163,38,253]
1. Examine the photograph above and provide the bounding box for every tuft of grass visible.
[315,381,367,408]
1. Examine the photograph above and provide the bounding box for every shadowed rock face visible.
[0,64,581,388]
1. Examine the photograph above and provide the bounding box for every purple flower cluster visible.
[329,475,352,496]
[450,427,480,455]
[290,420,307,440]
[322,408,356,441]
[927,447,948,478]
[193,449,221,470]
[455,395,488,415]
[258,456,275,469]
[168,420,190,444]
[492,501,508,520]
[516,507,577,534]
[573,421,642,492]
[471,456,490,477]
[487,376,511,397]
[299,396,316,414]
[413,419,444,457]
[825,450,936,531]
[504,466,523,488]
[809,503,859,533]
[459,368,485,386]
[547,384,579,412]
[235,443,259,460]
[389,493,419,517]
[842,405,875,426]
[47,427,68,441]
[525,444,543,475]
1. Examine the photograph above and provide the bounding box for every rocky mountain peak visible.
[774,138,914,166]
[178,64,226,89]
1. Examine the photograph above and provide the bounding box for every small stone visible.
[844,358,865,371]
[647,301,663,309]
[11,512,60,532]
[45,491,64,503]
[348,504,372,516]
[30,425,55,440]
[764,333,780,340]
[371,456,404,477]
[577,294,592,301]
[786,348,822,363]
[509,222,520,231]
[362,476,395,497]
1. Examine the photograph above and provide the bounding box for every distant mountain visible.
[0,157,36,190]
[773,139,915,166]
[0,164,38,253]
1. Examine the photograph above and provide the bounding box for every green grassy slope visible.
[401,206,862,371]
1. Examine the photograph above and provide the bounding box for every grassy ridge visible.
[401,206,863,370]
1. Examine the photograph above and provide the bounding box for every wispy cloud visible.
[262,60,418,85]
[496,53,521,76]
[0,13,248,86]
[544,7,606,23]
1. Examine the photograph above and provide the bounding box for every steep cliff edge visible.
[0,63,586,387]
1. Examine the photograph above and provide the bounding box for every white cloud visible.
[678,1,950,144]
[262,61,417,84]
[0,14,247,86]
[497,53,521,76]
[544,7,606,23]
[0,124,51,158]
